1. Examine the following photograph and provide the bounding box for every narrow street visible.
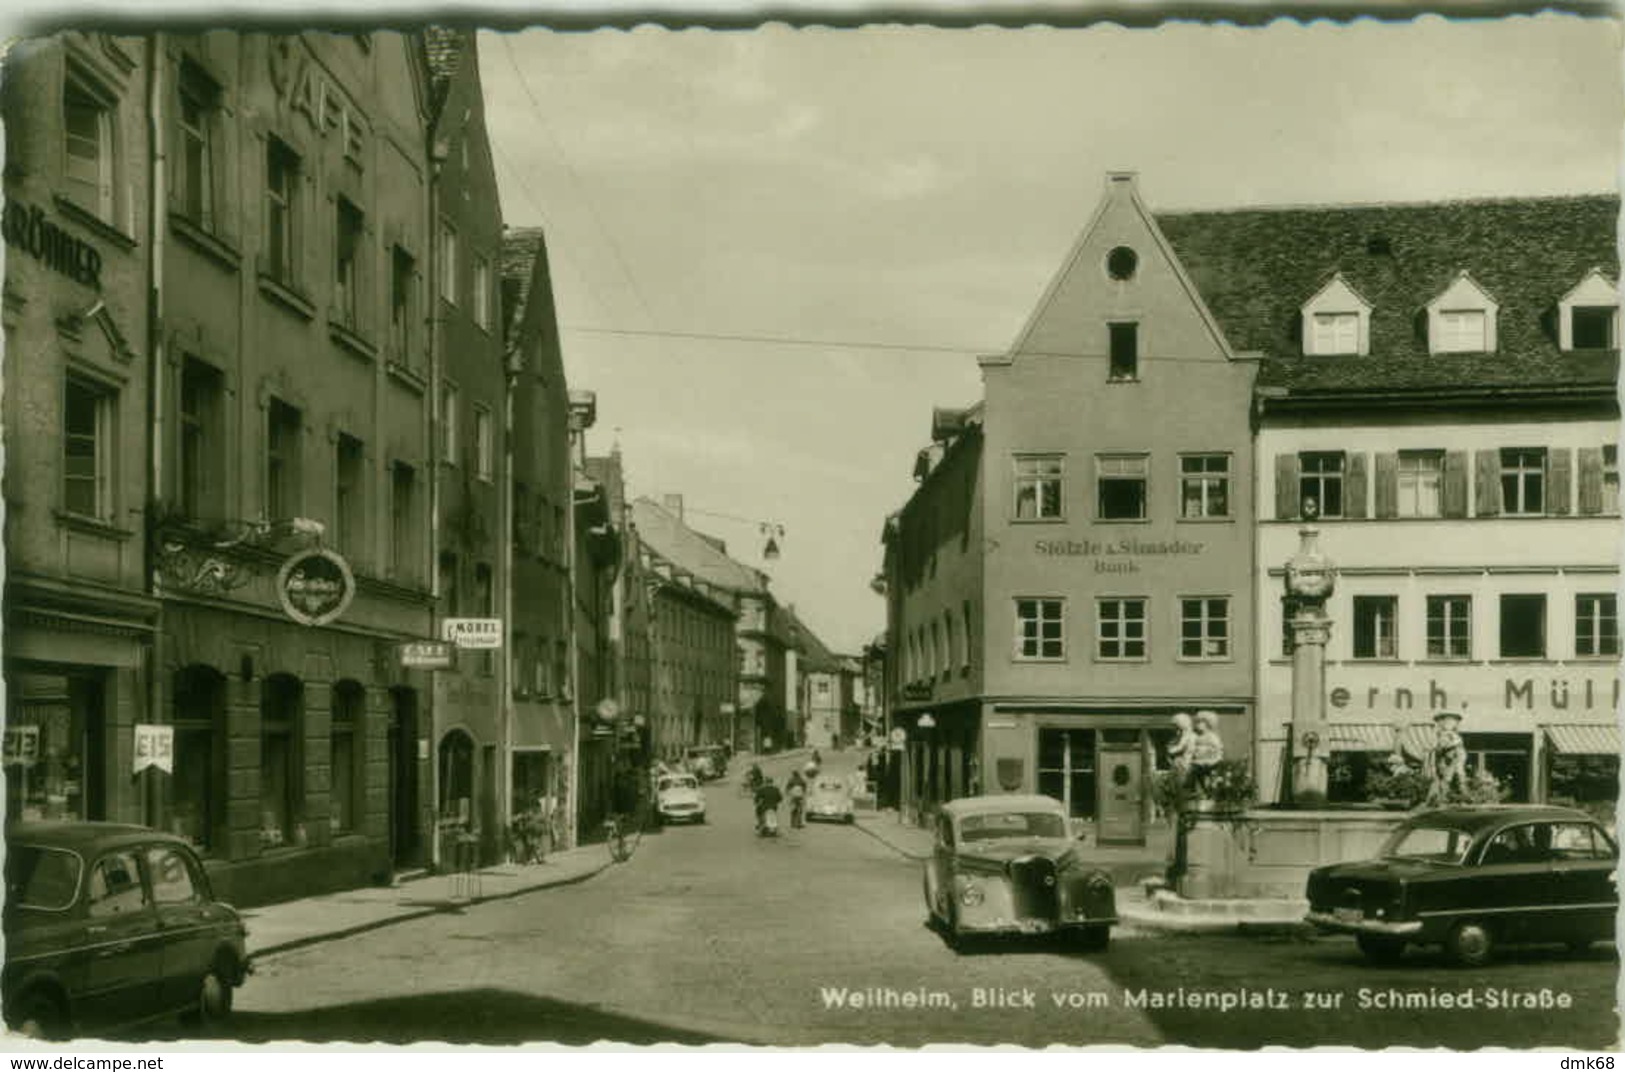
[196,752,1617,1049]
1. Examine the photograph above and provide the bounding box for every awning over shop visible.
[1323,723,1400,752]
[1542,723,1621,756]
[1397,724,1438,763]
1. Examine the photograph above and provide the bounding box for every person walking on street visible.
[786,769,808,829]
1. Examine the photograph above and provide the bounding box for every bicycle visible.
[603,809,643,863]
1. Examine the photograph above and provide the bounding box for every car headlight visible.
[961,883,985,907]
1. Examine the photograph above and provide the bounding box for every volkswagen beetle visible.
[923,795,1116,951]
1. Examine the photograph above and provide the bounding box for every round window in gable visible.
[1106,246,1139,281]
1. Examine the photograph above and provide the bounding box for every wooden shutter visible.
[1547,448,1572,515]
[1373,453,1399,519]
[1442,451,1469,518]
[1473,450,1501,517]
[1344,452,1369,519]
[1274,453,1301,520]
[1578,447,1604,515]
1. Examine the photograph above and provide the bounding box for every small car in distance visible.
[923,795,1116,952]
[1305,804,1618,967]
[683,746,726,782]
[3,822,250,1039]
[654,773,707,825]
[806,777,855,823]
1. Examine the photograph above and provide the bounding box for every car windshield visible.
[5,845,82,911]
[814,780,846,792]
[958,811,1068,842]
[659,776,698,791]
[1379,823,1475,864]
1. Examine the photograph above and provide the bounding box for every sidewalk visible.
[242,843,612,960]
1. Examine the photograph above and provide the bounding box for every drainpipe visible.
[425,114,448,870]
[564,437,580,850]
[500,351,516,834]
[143,34,167,827]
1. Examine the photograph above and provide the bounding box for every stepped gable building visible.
[888,173,1258,847]
[1156,194,1620,811]
[3,33,158,830]
[499,226,578,843]
[422,27,509,867]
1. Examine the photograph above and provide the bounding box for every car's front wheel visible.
[10,989,68,1041]
[183,957,236,1030]
[1355,934,1407,964]
[1444,921,1495,968]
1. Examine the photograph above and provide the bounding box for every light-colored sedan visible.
[806,777,855,823]
[654,773,707,825]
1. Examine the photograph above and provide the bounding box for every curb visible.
[249,857,615,961]
[852,816,930,861]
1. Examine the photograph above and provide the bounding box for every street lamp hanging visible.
[760,522,785,561]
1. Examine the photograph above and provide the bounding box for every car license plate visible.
[1334,907,1363,923]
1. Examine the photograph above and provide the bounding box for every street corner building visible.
[879,171,1620,843]
[2,29,579,909]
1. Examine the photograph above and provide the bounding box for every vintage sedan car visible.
[806,777,855,824]
[654,773,707,825]
[1305,804,1618,966]
[3,822,250,1039]
[683,746,726,782]
[923,795,1116,951]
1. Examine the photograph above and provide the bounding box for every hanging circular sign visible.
[276,548,356,626]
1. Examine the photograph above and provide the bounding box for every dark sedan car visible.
[3,822,250,1039]
[1305,804,1617,966]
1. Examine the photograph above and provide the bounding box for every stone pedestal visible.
[1288,612,1331,802]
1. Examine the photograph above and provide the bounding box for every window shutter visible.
[1442,451,1469,518]
[1578,447,1604,515]
[1344,452,1369,519]
[1274,453,1300,520]
[1547,448,1572,515]
[1473,450,1501,517]
[1373,453,1398,519]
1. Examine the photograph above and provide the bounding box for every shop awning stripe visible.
[1323,723,1399,752]
[1542,723,1620,756]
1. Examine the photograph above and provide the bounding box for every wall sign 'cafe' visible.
[277,548,357,626]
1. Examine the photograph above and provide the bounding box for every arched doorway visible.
[387,687,420,868]
[438,728,475,826]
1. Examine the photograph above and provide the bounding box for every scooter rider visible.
[786,769,808,829]
[753,775,783,835]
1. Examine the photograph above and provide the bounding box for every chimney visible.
[663,493,684,521]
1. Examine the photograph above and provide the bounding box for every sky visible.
[474,13,1620,653]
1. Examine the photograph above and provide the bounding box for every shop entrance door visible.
[387,688,420,868]
[1097,745,1145,843]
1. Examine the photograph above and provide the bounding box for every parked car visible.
[3,822,250,1039]
[807,777,855,823]
[654,773,707,825]
[923,795,1116,951]
[683,746,727,781]
[1305,804,1618,966]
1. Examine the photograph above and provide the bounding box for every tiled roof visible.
[584,453,625,526]
[1155,194,1619,396]
[501,228,545,340]
[781,605,840,672]
[422,27,463,112]
[630,497,766,596]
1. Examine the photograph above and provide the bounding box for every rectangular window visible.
[1426,595,1471,659]
[1299,452,1345,518]
[179,359,222,519]
[1436,309,1487,353]
[63,377,113,519]
[334,197,364,330]
[441,384,458,466]
[1500,448,1546,516]
[1014,598,1064,661]
[1499,594,1547,659]
[1576,594,1618,658]
[329,684,362,834]
[265,399,301,520]
[1013,455,1063,520]
[1108,322,1138,381]
[334,434,364,557]
[1572,306,1616,350]
[391,462,416,579]
[1352,596,1398,659]
[390,246,415,362]
[961,599,973,669]
[259,677,301,847]
[473,254,492,330]
[1179,597,1229,659]
[264,138,299,285]
[1097,454,1148,520]
[1179,454,1229,519]
[176,64,216,228]
[1397,450,1444,518]
[1311,312,1359,355]
[474,405,493,481]
[1604,445,1619,515]
[63,68,114,223]
[474,563,495,674]
[439,222,458,305]
[1096,598,1146,661]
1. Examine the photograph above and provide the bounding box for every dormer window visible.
[1300,274,1371,356]
[1426,272,1497,354]
[1559,269,1619,351]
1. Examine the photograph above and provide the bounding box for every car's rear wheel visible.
[183,957,236,1030]
[1356,934,1407,964]
[10,990,67,1041]
[1444,921,1495,968]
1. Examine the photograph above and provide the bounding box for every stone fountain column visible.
[1284,500,1337,805]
